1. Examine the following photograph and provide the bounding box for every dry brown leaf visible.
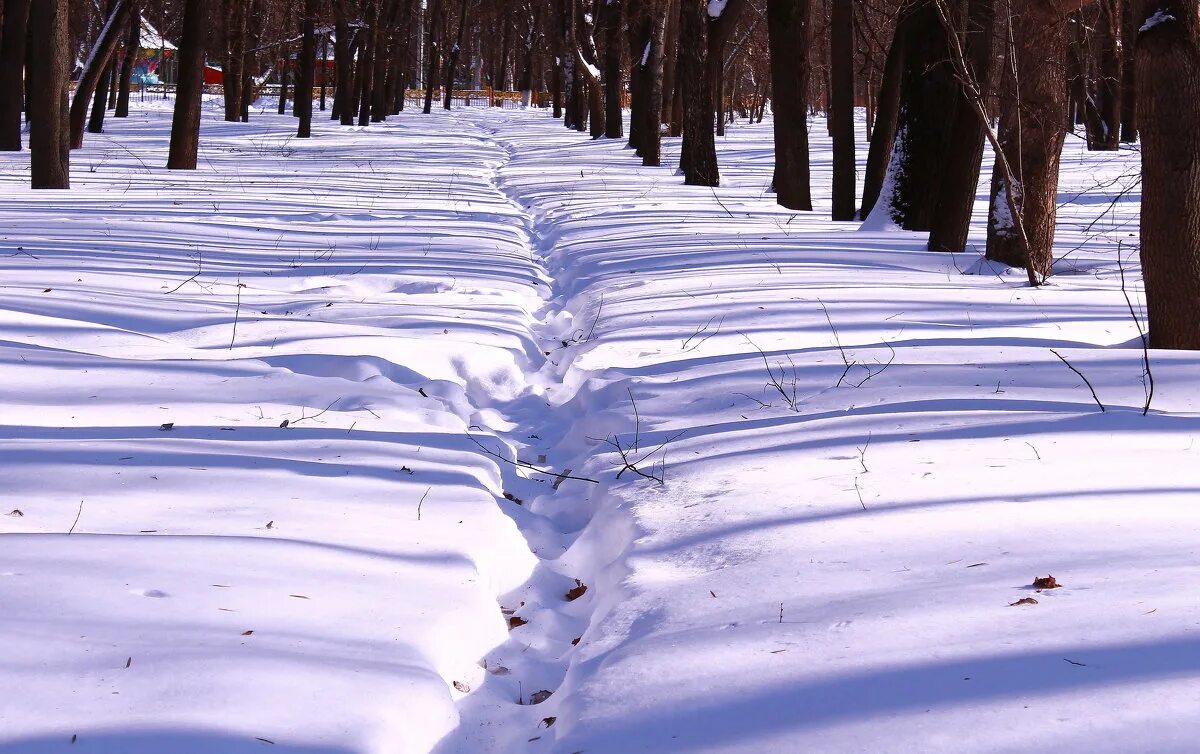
[565,579,588,601]
[508,616,528,629]
[529,689,553,705]
[453,680,470,693]
[1032,575,1061,589]
[242,630,254,636]
[1009,597,1039,606]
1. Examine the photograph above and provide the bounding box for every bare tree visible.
[29,0,71,188]
[1136,0,1200,349]
[167,0,206,170]
[767,0,812,209]
[0,0,32,151]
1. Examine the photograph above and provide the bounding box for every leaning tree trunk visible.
[678,0,717,184]
[867,0,956,230]
[167,0,206,170]
[0,0,31,151]
[927,0,997,251]
[767,0,812,209]
[985,0,1072,281]
[297,0,317,137]
[1136,0,1200,349]
[860,9,907,218]
[115,4,139,119]
[29,0,70,187]
[87,63,115,134]
[69,0,129,149]
[829,0,856,220]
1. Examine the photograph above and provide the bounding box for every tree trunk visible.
[678,0,717,184]
[69,0,128,149]
[424,0,442,113]
[222,0,247,122]
[443,0,468,110]
[1119,0,1138,142]
[985,0,1071,280]
[297,0,317,137]
[29,0,70,187]
[167,0,206,170]
[604,0,624,137]
[860,10,907,217]
[278,57,290,115]
[87,62,115,134]
[829,0,856,220]
[1092,0,1123,150]
[661,0,679,128]
[114,5,138,118]
[358,3,377,125]
[767,0,811,209]
[867,1,956,230]
[641,0,667,166]
[927,0,996,251]
[0,0,31,150]
[1136,0,1200,349]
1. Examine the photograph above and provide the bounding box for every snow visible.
[3,98,1199,754]
[1140,8,1176,32]
[708,0,730,18]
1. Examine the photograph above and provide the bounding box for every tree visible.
[221,0,248,122]
[603,0,624,137]
[767,0,812,209]
[830,0,856,220]
[114,5,140,119]
[860,7,907,217]
[865,0,956,230]
[1136,0,1200,349]
[28,0,71,188]
[297,0,318,137]
[678,0,718,184]
[0,0,32,151]
[69,0,129,149]
[984,0,1078,281]
[927,0,996,251]
[167,0,206,170]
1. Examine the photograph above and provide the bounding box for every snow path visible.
[4,102,1200,754]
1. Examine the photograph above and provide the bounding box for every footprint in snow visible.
[130,588,170,598]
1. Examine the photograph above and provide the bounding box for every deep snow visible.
[2,99,1198,754]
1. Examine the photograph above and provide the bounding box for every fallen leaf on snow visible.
[508,616,528,629]
[453,680,470,693]
[565,579,588,601]
[1009,597,1038,606]
[1032,575,1061,589]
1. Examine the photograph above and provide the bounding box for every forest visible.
[0,0,1198,752]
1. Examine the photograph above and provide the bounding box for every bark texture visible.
[927,0,996,251]
[830,0,856,220]
[1136,0,1200,349]
[167,0,206,170]
[766,0,812,209]
[0,0,32,150]
[985,1,1072,278]
[29,0,70,187]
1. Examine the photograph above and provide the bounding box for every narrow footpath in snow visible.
[3,104,1200,754]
